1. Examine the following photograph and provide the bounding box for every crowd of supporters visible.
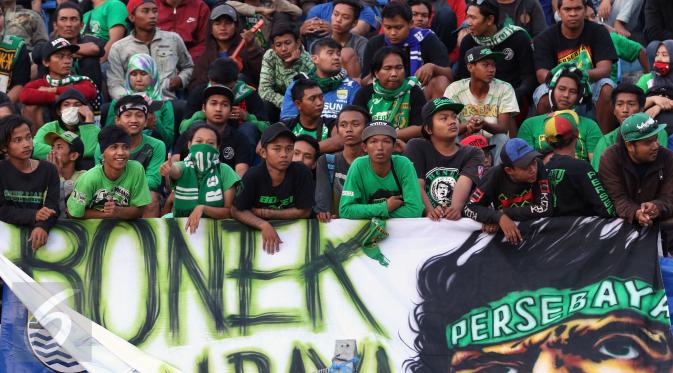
[0,0,671,254]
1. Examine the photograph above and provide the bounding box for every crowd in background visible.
[0,0,671,254]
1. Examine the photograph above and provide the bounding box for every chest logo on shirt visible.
[426,167,459,207]
[558,45,593,70]
[186,17,196,23]
[92,187,130,207]
[503,48,514,61]
[222,146,235,160]
[336,89,348,100]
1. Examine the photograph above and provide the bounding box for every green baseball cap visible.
[620,113,667,142]
[44,130,84,155]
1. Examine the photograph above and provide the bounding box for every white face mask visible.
[61,106,80,126]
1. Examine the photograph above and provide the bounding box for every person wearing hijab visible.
[103,53,176,147]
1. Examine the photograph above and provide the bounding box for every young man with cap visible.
[43,131,86,218]
[518,62,602,162]
[339,121,424,219]
[444,45,519,162]
[314,104,368,222]
[157,0,210,62]
[280,37,360,122]
[32,89,99,165]
[591,83,668,171]
[94,95,166,217]
[463,138,552,245]
[361,2,451,100]
[0,115,60,251]
[456,0,536,110]
[20,38,98,128]
[107,0,194,100]
[599,113,673,252]
[460,134,495,170]
[0,5,30,103]
[533,0,617,132]
[68,125,152,219]
[542,110,615,217]
[232,123,315,254]
[176,84,253,176]
[80,0,127,62]
[404,98,485,221]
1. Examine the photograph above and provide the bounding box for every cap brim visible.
[263,129,296,146]
[628,123,668,142]
[473,52,506,63]
[204,86,234,103]
[47,45,80,59]
[43,132,61,146]
[511,150,541,168]
[434,102,464,115]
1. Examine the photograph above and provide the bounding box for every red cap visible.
[460,135,496,151]
[127,0,155,15]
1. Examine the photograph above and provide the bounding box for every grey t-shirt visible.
[345,32,368,69]
[314,152,353,215]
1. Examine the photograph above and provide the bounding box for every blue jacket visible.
[280,77,360,120]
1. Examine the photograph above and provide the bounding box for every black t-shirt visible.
[360,33,450,78]
[233,161,315,210]
[404,139,485,208]
[533,21,617,73]
[352,84,426,127]
[545,153,615,217]
[174,123,254,170]
[457,30,536,97]
[11,47,30,89]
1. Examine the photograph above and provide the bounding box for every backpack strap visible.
[326,153,336,186]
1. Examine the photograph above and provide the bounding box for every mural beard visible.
[405,217,673,373]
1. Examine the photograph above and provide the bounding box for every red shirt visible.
[19,77,97,105]
[157,0,210,62]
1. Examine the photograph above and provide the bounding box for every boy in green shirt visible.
[94,95,166,217]
[591,84,668,171]
[43,131,87,218]
[339,121,424,219]
[67,125,151,219]
[518,63,602,162]
[32,89,99,164]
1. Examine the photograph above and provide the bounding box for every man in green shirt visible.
[591,83,669,171]
[67,125,151,219]
[94,94,166,217]
[81,0,128,62]
[33,89,99,165]
[518,62,602,162]
[43,130,86,217]
[339,121,424,219]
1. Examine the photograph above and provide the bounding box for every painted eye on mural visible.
[475,365,520,373]
[596,337,642,360]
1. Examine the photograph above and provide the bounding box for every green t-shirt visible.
[339,154,424,219]
[610,32,642,82]
[94,134,166,191]
[81,0,128,42]
[33,120,100,160]
[172,162,240,218]
[637,72,653,93]
[105,99,175,146]
[591,127,669,171]
[67,160,151,217]
[518,113,602,161]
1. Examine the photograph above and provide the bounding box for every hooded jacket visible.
[157,0,210,62]
[189,19,264,90]
[599,139,673,223]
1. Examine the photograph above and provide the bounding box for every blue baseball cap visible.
[500,138,540,168]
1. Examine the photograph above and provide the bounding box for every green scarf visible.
[232,80,254,105]
[309,68,347,93]
[368,76,418,129]
[473,24,530,47]
[173,144,224,218]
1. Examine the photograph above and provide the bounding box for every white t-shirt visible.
[443,78,519,137]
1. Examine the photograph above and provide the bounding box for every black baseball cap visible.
[465,46,505,65]
[422,98,464,126]
[98,125,131,152]
[203,84,235,104]
[41,38,79,61]
[260,122,296,147]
